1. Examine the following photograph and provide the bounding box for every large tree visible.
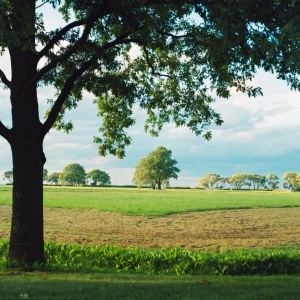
[87,169,111,186]
[132,146,180,189]
[59,163,86,186]
[0,0,300,265]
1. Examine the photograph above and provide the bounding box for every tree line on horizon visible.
[198,172,300,191]
[3,158,300,191]
[2,164,111,187]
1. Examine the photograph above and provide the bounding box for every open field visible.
[1,186,300,250]
[0,186,300,215]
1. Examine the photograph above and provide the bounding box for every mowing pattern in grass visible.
[1,186,300,215]
[1,240,300,276]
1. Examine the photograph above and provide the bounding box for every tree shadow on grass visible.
[0,273,300,300]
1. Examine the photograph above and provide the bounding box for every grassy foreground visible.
[1,186,300,215]
[1,272,300,300]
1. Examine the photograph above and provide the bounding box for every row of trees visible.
[3,164,111,187]
[198,172,300,191]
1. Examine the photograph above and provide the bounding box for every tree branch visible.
[143,46,171,78]
[37,18,88,61]
[155,28,194,39]
[41,30,141,135]
[35,21,94,82]
[36,0,49,9]
[0,120,11,142]
[0,69,11,88]
[42,57,97,135]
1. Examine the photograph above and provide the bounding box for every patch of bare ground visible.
[1,206,300,251]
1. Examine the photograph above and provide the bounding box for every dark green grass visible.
[0,240,300,299]
[0,186,299,215]
[1,272,299,300]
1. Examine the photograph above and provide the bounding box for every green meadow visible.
[1,185,300,215]
[1,185,300,299]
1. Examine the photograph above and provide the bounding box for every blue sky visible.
[1,4,300,187]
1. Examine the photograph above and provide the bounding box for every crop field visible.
[0,186,300,251]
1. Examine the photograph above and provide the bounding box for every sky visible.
[1,4,300,187]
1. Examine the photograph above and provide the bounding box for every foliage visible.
[59,164,86,186]
[247,174,267,190]
[132,146,180,189]
[43,169,48,182]
[1,1,299,157]
[283,172,300,191]
[1,240,300,276]
[229,174,248,190]
[198,173,226,190]
[47,172,61,185]
[86,169,111,186]
[198,173,280,190]
[266,173,280,190]
[2,171,13,184]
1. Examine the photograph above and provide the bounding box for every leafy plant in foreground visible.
[1,240,299,276]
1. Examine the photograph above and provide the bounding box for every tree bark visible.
[8,139,46,265]
[157,181,161,190]
[7,20,47,263]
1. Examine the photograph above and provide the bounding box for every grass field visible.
[1,185,300,215]
[1,272,300,300]
[1,185,300,299]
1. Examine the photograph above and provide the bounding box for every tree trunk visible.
[157,181,161,190]
[8,139,46,265]
[7,24,47,264]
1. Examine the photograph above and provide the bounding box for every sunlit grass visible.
[0,185,299,215]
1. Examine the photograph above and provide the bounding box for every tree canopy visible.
[2,171,13,184]
[1,0,300,265]
[47,172,61,185]
[87,169,111,186]
[59,163,86,186]
[198,173,225,190]
[132,146,180,189]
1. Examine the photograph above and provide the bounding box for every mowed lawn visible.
[1,185,300,215]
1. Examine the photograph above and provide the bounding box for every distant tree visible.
[282,172,299,191]
[60,164,86,186]
[47,172,61,185]
[283,172,300,191]
[266,174,279,190]
[290,174,300,191]
[3,171,13,184]
[247,174,266,190]
[198,173,225,190]
[229,174,248,190]
[43,169,48,182]
[87,169,111,186]
[132,146,180,190]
